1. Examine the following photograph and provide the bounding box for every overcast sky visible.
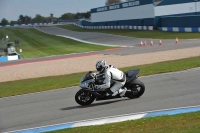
[0,0,123,21]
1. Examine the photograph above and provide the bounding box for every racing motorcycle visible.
[75,69,145,106]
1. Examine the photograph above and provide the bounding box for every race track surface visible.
[37,27,200,47]
[37,27,141,46]
[1,68,200,132]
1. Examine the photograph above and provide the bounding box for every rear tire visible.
[75,90,96,106]
[126,79,145,99]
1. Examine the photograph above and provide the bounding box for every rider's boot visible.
[119,87,127,97]
[112,87,127,97]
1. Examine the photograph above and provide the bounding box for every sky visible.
[0,0,121,21]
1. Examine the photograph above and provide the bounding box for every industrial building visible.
[81,0,200,28]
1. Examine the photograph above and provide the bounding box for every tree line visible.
[0,11,91,25]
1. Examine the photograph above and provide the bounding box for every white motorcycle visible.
[75,69,145,106]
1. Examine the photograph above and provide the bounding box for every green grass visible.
[48,111,200,133]
[57,24,200,39]
[0,56,200,98]
[0,28,110,58]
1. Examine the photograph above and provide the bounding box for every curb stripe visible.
[72,113,147,128]
[143,106,200,118]
[13,123,74,133]
[105,48,123,51]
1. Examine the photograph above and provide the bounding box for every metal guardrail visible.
[0,22,73,28]
[73,23,154,31]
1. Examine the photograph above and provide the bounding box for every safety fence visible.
[158,27,200,32]
[74,23,153,30]
[0,22,54,28]
[3,22,200,32]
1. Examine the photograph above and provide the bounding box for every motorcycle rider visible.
[95,60,127,97]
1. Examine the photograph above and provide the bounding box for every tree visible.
[24,15,32,23]
[10,21,18,24]
[74,12,91,19]
[46,17,52,22]
[60,13,75,20]
[105,0,121,5]
[18,15,31,24]
[1,18,9,25]
[85,11,91,19]
[32,14,47,23]
[18,15,25,24]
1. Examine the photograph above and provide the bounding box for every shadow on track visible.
[60,98,129,111]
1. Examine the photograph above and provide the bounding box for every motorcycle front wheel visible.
[75,90,96,106]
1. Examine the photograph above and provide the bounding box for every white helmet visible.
[96,60,106,72]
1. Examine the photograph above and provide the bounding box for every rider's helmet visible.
[96,60,106,72]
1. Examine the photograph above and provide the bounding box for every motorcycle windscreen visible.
[81,71,93,82]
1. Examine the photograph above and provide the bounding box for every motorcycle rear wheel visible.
[126,79,145,99]
[75,90,96,106]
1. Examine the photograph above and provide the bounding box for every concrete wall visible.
[90,0,154,26]
[91,4,154,22]
[155,0,200,27]
[155,2,197,16]
[89,0,200,28]
[160,15,200,27]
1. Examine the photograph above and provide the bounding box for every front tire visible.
[75,90,96,106]
[126,79,145,99]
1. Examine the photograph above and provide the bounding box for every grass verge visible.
[48,111,200,133]
[57,24,200,39]
[0,28,110,58]
[0,56,200,98]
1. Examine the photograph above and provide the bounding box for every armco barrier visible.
[0,22,54,28]
[73,23,153,31]
[158,27,200,32]
[1,22,153,31]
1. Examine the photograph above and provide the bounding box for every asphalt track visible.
[0,68,200,132]
[37,26,200,47]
